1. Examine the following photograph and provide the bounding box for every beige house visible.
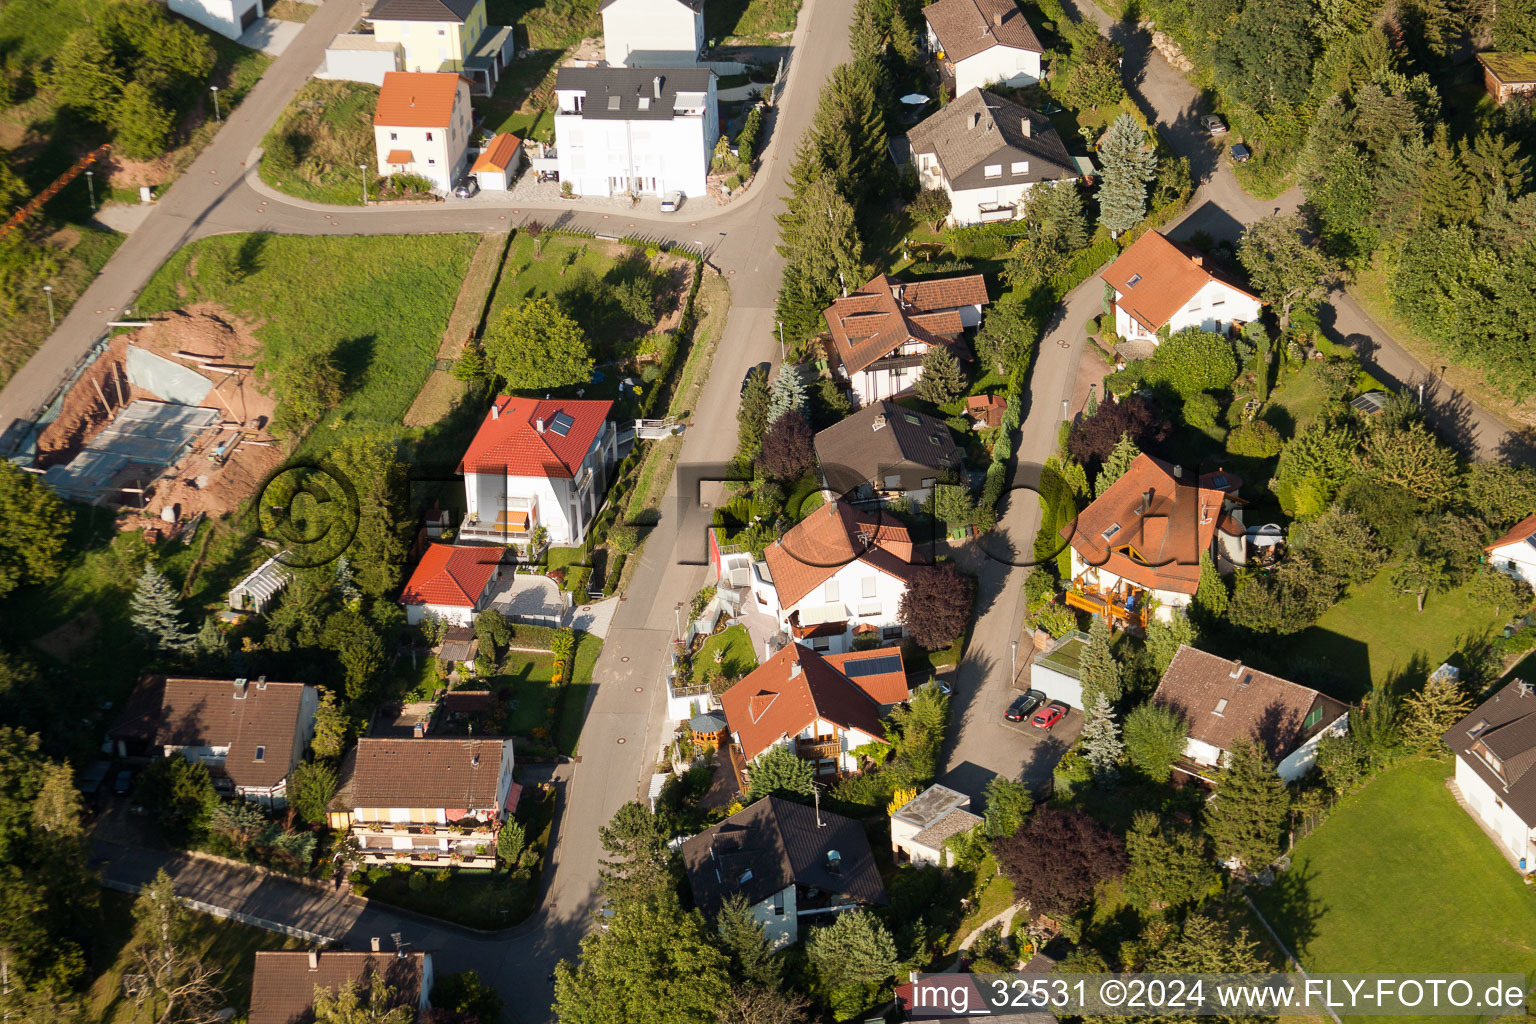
[369,0,516,95]
[372,71,473,192]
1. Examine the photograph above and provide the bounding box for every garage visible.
[239,1,258,29]
[1029,629,1089,709]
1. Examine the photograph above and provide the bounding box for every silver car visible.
[659,191,684,213]
[1201,114,1229,135]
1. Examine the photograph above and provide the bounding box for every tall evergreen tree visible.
[913,346,966,405]
[1192,551,1228,622]
[716,894,784,987]
[775,175,865,342]
[130,562,195,653]
[1095,114,1158,235]
[766,362,809,423]
[328,435,410,599]
[1094,433,1140,497]
[737,365,772,457]
[1124,701,1190,783]
[1204,740,1289,868]
[1124,811,1220,912]
[805,60,889,208]
[1081,693,1124,788]
[1081,616,1123,705]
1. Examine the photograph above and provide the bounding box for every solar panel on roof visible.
[550,412,574,436]
[842,655,901,678]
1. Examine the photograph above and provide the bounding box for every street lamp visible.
[41,285,54,329]
[776,319,785,361]
[84,169,95,211]
[359,164,370,205]
[1011,640,1018,683]
[209,85,221,122]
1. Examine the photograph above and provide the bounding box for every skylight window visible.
[1126,273,1142,288]
[253,745,266,761]
[607,95,621,110]
[638,96,650,110]
[1101,523,1121,541]
[550,412,575,437]
[904,413,920,424]
[1212,699,1228,716]
[1469,718,1490,737]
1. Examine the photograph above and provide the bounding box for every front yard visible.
[1253,758,1536,1018]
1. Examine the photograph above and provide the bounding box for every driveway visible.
[488,572,566,627]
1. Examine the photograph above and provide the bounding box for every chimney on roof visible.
[536,417,545,433]
[1173,464,1183,479]
[1191,254,1204,267]
[233,678,248,700]
[789,659,802,679]
[1021,116,1031,137]
[307,950,319,971]
[994,11,1004,27]
[371,937,382,952]
[872,414,887,432]
[413,722,425,739]
[826,849,842,874]
[653,75,663,99]
[490,403,500,420]
[1137,489,1152,515]
[1229,659,1243,679]
[256,675,267,690]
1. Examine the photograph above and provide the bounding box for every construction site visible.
[24,304,283,531]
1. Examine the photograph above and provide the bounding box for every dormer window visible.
[1302,707,1324,731]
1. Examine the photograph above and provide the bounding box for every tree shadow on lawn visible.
[1251,860,1325,964]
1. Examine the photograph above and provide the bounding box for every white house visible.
[399,543,505,627]
[923,0,1044,97]
[457,396,619,550]
[108,676,318,808]
[751,500,925,655]
[1152,646,1351,784]
[682,797,888,947]
[1445,677,1536,873]
[169,0,264,41]
[1060,454,1247,627]
[373,71,473,192]
[553,66,718,198]
[906,89,1078,226]
[1101,230,1265,343]
[600,0,704,67]
[368,0,516,95]
[251,951,433,1024]
[1030,629,1089,709]
[823,273,989,406]
[327,737,516,868]
[890,785,982,867]
[1485,513,1536,591]
[316,34,405,87]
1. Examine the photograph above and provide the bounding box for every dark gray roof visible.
[907,89,1077,192]
[815,400,963,494]
[1445,679,1536,823]
[681,796,888,915]
[600,0,704,10]
[369,0,479,22]
[891,784,970,829]
[555,66,713,120]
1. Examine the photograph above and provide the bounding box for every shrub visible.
[1143,328,1240,398]
[1226,420,1283,457]
[1035,602,1078,637]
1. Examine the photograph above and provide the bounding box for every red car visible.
[1032,701,1069,730]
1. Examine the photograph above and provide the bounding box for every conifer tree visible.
[1095,114,1158,235]
[766,362,808,422]
[913,346,966,405]
[131,562,195,653]
[1081,616,1124,705]
[1094,432,1140,498]
[1081,692,1124,788]
[1204,740,1289,868]
[1192,551,1228,622]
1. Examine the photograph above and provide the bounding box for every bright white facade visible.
[601,0,704,67]
[750,559,910,655]
[929,27,1042,96]
[553,67,718,198]
[169,0,263,40]
[753,716,883,776]
[890,785,980,867]
[1113,278,1265,343]
[317,34,404,86]
[1455,755,1536,870]
[1485,515,1536,591]
[372,73,472,192]
[461,429,618,549]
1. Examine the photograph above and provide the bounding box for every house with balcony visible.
[457,395,618,552]
[1444,677,1536,873]
[327,736,517,868]
[1485,513,1536,592]
[600,0,704,67]
[922,0,1044,98]
[906,89,1077,226]
[1101,230,1264,344]
[367,0,515,95]
[682,796,888,947]
[814,401,964,506]
[752,500,926,654]
[1059,454,1246,627]
[1152,646,1351,784]
[399,543,506,627]
[251,950,432,1024]
[372,71,473,192]
[552,66,718,197]
[109,676,318,808]
[824,273,990,406]
[721,642,907,779]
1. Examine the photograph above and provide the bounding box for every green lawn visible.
[135,233,479,451]
[86,891,302,1023]
[696,624,758,683]
[1296,562,1506,698]
[705,0,803,42]
[488,0,598,48]
[0,225,124,392]
[1253,758,1536,1023]
[1264,362,1332,439]
[484,233,624,319]
[489,650,559,735]
[944,854,1015,954]
[558,632,603,755]
[547,546,587,574]
[258,80,382,207]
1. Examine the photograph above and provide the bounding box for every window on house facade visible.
[824,580,839,602]
[811,636,832,651]
[426,132,434,141]
[882,626,902,640]
[883,474,901,489]
[1302,706,1324,730]
[921,477,936,488]
[1211,298,1225,306]
[862,577,878,599]
[984,164,1002,177]
[390,132,398,140]
[427,158,436,165]
[1010,161,1028,173]
[438,27,446,34]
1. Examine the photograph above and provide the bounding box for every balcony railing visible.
[1064,581,1148,630]
[796,739,842,760]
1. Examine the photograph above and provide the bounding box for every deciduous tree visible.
[897,563,974,651]
[756,412,814,483]
[981,777,1033,838]
[1237,214,1341,328]
[992,808,1126,917]
[1124,702,1190,783]
[328,435,410,598]
[288,761,339,825]
[482,297,594,389]
[313,976,414,1024]
[130,870,225,1024]
[0,463,71,601]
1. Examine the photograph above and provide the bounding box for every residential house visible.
[553,66,719,197]
[824,273,990,406]
[399,543,505,626]
[906,89,1077,226]
[326,736,517,868]
[1485,513,1536,592]
[169,0,264,41]
[756,499,926,653]
[1476,52,1536,105]
[814,400,964,506]
[1059,453,1246,627]
[1444,677,1536,873]
[1029,629,1089,708]
[1152,646,1351,783]
[470,132,524,189]
[966,393,1007,428]
[720,643,907,776]
[890,784,981,866]
[372,71,473,192]
[1101,230,1264,344]
[367,0,515,95]
[681,795,889,947]
[250,950,432,1024]
[923,0,1044,97]
[600,0,705,67]
[456,395,619,551]
[109,676,318,808]
[317,33,405,87]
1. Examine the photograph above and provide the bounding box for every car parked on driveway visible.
[1230,143,1252,163]
[741,360,771,393]
[452,174,480,198]
[1201,114,1228,135]
[1032,700,1069,730]
[1005,689,1048,722]
[660,190,684,212]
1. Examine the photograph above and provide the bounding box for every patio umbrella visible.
[900,93,930,104]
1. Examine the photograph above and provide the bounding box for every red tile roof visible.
[1060,454,1235,596]
[765,500,921,609]
[1486,511,1536,551]
[400,543,501,608]
[250,951,426,1024]
[824,646,909,704]
[1100,231,1262,333]
[384,148,414,164]
[374,71,466,128]
[471,133,522,173]
[457,395,612,478]
[823,273,987,376]
[721,645,885,761]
